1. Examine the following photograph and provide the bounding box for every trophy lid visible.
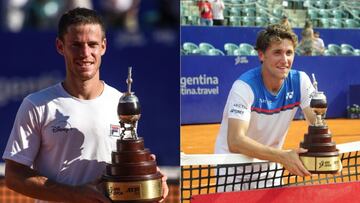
[117,67,141,117]
[311,73,326,98]
[310,73,327,121]
[119,93,140,104]
[312,91,326,101]
[310,73,327,109]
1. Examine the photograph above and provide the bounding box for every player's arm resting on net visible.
[226,80,310,177]
[5,159,111,203]
[227,119,310,177]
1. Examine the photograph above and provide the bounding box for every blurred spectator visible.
[279,15,291,30]
[3,0,30,32]
[297,28,314,56]
[100,0,140,32]
[197,0,213,26]
[2,0,93,32]
[297,19,316,55]
[26,0,63,30]
[211,0,224,26]
[303,19,313,29]
[63,0,92,11]
[297,28,323,56]
[313,30,325,55]
[2,0,172,32]
[301,19,313,36]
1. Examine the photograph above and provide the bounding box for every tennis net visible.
[180,141,360,202]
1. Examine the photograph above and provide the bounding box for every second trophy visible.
[299,74,341,174]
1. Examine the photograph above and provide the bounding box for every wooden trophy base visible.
[103,138,163,202]
[299,125,341,174]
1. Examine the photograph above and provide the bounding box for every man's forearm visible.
[228,133,284,163]
[5,161,77,202]
[227,118,285,163]
[227,118,311,177]
[23,177,77,201]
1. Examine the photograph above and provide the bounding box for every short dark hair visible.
[58,7,106,40]
[255,24,298,53]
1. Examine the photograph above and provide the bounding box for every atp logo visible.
[286,91,294,100]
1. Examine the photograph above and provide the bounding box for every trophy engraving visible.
[103,67,163,202]
[299,74,341,174]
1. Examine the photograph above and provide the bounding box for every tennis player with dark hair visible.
[215,24,317,181]
[3,8,168,202]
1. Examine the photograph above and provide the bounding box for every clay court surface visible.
[181,119,360,154]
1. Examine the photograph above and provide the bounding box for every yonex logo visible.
[286,91,294,100]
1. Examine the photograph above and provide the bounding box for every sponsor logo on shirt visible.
[230,109,244,115]
[110,124,121,137]
[230,103,247,115]
[51,121,74,133]
[234,103,247,109]
[286,91,294,100]
[259,98,272,104]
